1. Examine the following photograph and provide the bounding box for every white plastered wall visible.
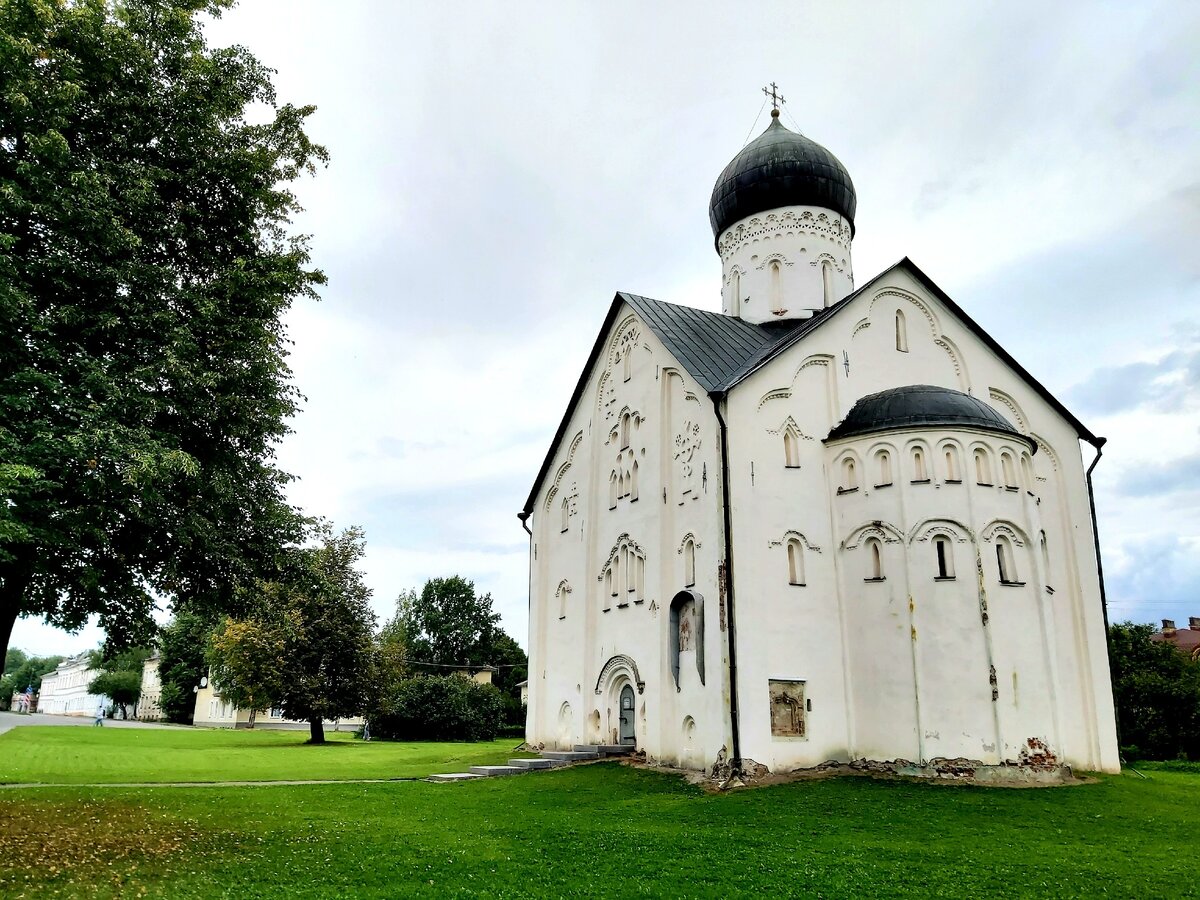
[526,302,731,769]
[725,263,1119,773]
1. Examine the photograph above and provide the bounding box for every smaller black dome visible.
[709,113,856,244]
[827,385,1033,448]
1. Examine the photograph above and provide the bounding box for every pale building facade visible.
[191,672,365,731]
[521,108,1120,775]
[37,654,104,717]
[137,652,163,720]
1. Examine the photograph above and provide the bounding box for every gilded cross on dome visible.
[762,82,785,113]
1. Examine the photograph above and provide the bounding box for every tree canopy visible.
[206,611,289,728]
[157,609,216,724]
[0,650,61,708]
[1109,622,1200,761]
[0,0,325,662]
[398,576,503,672]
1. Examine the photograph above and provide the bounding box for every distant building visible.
[1151,619,1200,660]
[37,654,105,717]
[191,671,365,731]
[516,680,529,705]
[138,652,163,720]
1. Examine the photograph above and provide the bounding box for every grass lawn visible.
[0,727,528,784]
[1,763,1199,897]
[2,728,1199,898]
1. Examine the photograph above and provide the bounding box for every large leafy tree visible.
[398,576,502,670]
[0,0,326,662]
[274,525,376,744]
[0,650,61,708]
[206,611,288,728]
[157,609,215,723]
[87,645,151,719]
[1109,622,1200,760]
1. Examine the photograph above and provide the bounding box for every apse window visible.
[911,447,928,482]
[769,680,807,739]
[974,448,992,485]
[943,446,961,482]
[839,457,858,493]
[875,450,893,487]
[1001,452,1018,489]
[895,309,908,352]
[787,538,805,586]
[996,536,1020,584]
[784,429,800,468]
[864,538,884,581]
[934,535,955,579]
[683,538,696,587]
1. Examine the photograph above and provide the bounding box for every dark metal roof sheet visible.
[709,115,856,244]
[826,384,1032,445]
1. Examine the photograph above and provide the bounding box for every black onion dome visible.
[709,113,857,244]
[827,385,1033,448]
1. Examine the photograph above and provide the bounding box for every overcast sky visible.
[12,0,1199,657]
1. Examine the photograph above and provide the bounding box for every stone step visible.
[540,750,600,761]
[574,744,635,756]
[427,773,485,783]
[468,765,528,777]
[508,758,564,769]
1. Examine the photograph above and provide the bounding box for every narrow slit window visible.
[623,351,632,382]
[876,450,892,486]
[626,547,636,594]
[560,497,569,532]
[621,413,631,449]
[558,584,568,619]
[944,447,960,481]
[1001,452,1017,488]
[1039,530,1050,579]
[770,260,783,313]
[684,539,695,587]
[1021,455,1034,491]
[609,472,618,509]
[730,270,741,317]
[866,538,883,580]
[784,429,800,468]
[912,448,927,481]
[974,448,992,485]
[996,537,1017,584]
[636,554,645,600]
[612,556,620,597]
[895,309,908,352]
[842,457,858,491]
[821,260,834,307]
[630,461,639,501]
[787,539,805,585]
[934,536,954,578]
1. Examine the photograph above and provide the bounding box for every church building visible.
[520,99,1120,776]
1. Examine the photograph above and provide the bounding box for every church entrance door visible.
[618,685,636,745]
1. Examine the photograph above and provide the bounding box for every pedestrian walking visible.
[94,705,105,726]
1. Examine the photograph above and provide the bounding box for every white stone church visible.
[520,104,1120,775]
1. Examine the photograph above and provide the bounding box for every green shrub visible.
[371,675,503,742]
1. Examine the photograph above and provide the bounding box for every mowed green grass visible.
[0,727,528,784]
[2,763,1199,898]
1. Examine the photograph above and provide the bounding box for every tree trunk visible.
[309,717,324,744]
[248,708,256,729]
[0,554,34,666]
[0,605,16,673]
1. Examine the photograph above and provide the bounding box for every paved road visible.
[0,711,185,735]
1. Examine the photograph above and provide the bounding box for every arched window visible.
[683,538,696,587]
[557,583,569,619]
[974,448,992,485]
[821,259,834,307]
[770,260,783,313]
[608,472,618,509]
[784,429,800,468]
[1039,530,1050,580]
[620,413,631,449]
[730,270,741,317]
[912,447,927,481]
[876,450,893,487]
[895,309,908,352]
[841,457,858,492]
[944,446,960,482]
[630,461,639,501]
[934,535,954,579]
[603,569,612,601]
[636,554,646,600]
[787,539,805,586]
[996,537,1017,584]
[612,554,621,597]
[865,538,884,580]
[1021,455,1034,492]
[560,497,569,533]
[623,351,632,382]
[1001,452,1017,488]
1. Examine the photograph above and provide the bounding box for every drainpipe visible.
[1084,436,1121,755]
[710,391,743,777]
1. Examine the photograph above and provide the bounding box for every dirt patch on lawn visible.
[0,796,226,897]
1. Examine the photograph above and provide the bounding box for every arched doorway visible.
[595,654,644,748]
[618,685,636,745]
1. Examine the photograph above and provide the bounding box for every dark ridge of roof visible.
[709,115,856,244]
[619,293,810,393]
[826,384,1033,446]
